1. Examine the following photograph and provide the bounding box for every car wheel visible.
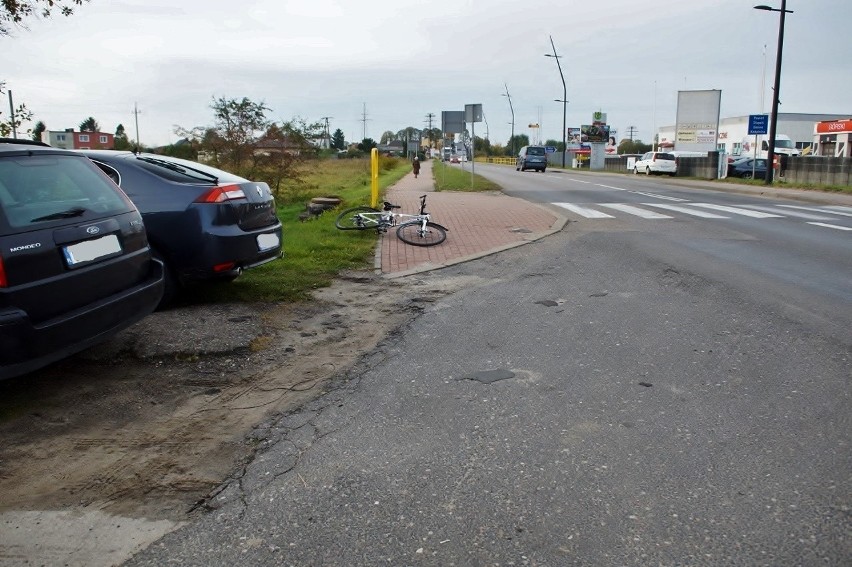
[742,171,753,179]
[645,167,651,175]
[633,167,639,175]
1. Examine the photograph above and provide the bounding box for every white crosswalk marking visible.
[599,203,673,219]
[779,205,852,217]
[595,184,627,191]
[689,203,783,218]
[825,206,852,214]
[738,205,835,220]
[630,191,688,202]
[553,203,615,218]
[807,222,852,231]
[641,203,728,218]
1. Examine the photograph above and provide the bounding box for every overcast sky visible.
[3,0,850,148]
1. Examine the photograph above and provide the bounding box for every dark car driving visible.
[515,145,547,172]
[0,139,164,379]
[79,151,283,305]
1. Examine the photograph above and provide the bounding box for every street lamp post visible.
[545,35,567,168]
[502,83,515,157]
[754,1,793,185]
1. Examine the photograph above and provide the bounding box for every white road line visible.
[630,191,688,202]
[690,203,783,218]
[825,206,852,214]
[595,184,627,191]
[778,205,852,217]
[599,203,673,219]
[553,203,615,218]
[642,203,728,218]
[807,222,852,231]
[738,205,834,220]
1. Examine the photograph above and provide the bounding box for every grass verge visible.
[178,157,412,306]
[433,160,502,192]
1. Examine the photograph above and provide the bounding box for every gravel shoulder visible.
[0,270,477,566]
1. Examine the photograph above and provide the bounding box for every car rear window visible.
[527,147,546,156]
[134,155,248,184]
[656,153,675,160]
[0,155,130,229]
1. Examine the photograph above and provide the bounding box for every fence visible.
[474,153,851,185]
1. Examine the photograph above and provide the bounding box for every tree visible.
[618,139,651,155]
[0,81,33,137]
[1,0,87,35]
[506,134,529,156]
[331,128,345,150]
[114,123,132,150]
[79,116,99,132]
[32,120,45,142]
[357,138,376,153]
[379,130,397,144]
[208,96,271,169]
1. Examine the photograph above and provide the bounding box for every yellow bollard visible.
[370,148,379,209]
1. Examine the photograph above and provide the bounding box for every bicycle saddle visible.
[382,202,401,211]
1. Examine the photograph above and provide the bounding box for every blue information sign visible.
[545,146,556,153]
[748,114,768,135]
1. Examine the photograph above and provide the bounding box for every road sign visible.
[748,114,769,135]
[545,146,556,153]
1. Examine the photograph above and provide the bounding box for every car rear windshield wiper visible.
[135,156,218,183]
[31,207,88,222]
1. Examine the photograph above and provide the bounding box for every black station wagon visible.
[0,139,163,379]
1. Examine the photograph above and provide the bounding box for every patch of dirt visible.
[0,270,479,559]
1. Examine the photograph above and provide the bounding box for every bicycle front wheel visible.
[335,206,381,230]
[396,221,447,246]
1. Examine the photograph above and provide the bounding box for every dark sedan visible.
[80,151,283,305]
[727,157,768,179]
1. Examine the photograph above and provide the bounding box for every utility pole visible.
[320,116,333,149]
[360,103,370,141]
[626,126,638,141]
[7,90,16,138]
[133,102,141,151]
[424,112,436,150]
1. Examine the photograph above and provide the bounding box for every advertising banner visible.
[674,90,721,152]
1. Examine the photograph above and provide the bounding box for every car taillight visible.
[195,184,246,203]
[0,256,7,288]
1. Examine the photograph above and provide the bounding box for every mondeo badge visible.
[86,226,101,234]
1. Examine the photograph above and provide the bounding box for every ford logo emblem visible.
[86,226,100,235]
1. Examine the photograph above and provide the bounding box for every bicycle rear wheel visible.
[335,206,380,230]
[396,221,447,246]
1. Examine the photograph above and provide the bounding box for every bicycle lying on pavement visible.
[335,194,448,247]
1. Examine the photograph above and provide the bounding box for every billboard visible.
[581,124,610,143]
[675,90,721,152]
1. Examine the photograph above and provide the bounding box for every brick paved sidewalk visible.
[379,160,565,277]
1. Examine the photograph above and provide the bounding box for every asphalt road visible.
[127,170,851,566]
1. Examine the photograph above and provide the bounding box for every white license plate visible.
[257,232,280,251]
[63,234,122,265]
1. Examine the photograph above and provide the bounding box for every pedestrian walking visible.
[412,156,420,178]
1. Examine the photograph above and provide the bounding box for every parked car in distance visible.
[516,145,547,172]
[0,139,164,379]
[78,151,283,306]
[727,157,768,179]
[633,151,677,175]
